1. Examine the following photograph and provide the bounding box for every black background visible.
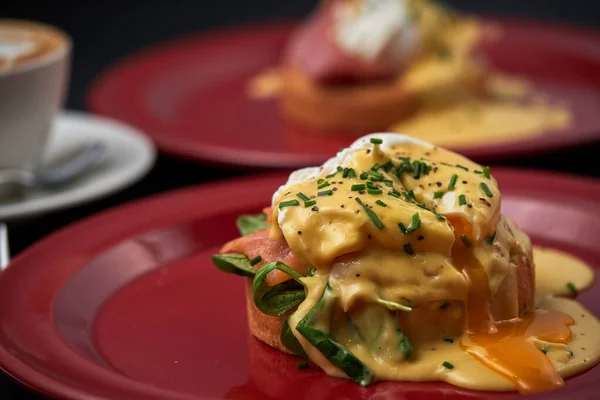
[2,0,600,398]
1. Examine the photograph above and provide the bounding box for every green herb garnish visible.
[434,191,444,199]
[304,200,317,207]
[455,164,469,171]
[351,184,366,191]
[482,166,491,179]
[250,255,262,266]
[367,188,382,195]
[480,182,494,198]
[458,194,467,206]
[279,199,300,209]
[297,362,309,370]
[297,192,310,202]
[317,182,330,189]
[567,282,578,295]
[448,174,458,190]
[370,137,383,145]
[360,172,369,180]
[375,200,387,207]
[318,190,333,197]
[442,361,454,370]
[355,197,385,229]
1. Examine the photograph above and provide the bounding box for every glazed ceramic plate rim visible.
[0,168,599,399]
[0,110,156,220]
[85,16,600,168]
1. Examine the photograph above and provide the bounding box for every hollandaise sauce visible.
[215,134,600,393]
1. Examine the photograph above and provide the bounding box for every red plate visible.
[85,18,600,167]
[1,169,599,400]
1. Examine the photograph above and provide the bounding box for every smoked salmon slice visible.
[220,228,307,286]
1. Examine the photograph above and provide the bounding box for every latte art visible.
[0,20,68,72]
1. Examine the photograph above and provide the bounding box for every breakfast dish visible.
[249,0,571,145]
[213,133,599,394]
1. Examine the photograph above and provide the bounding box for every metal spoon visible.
[0,223,9,270]
[0,141,106,191]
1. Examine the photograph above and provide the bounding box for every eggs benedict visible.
[212,133,599,393]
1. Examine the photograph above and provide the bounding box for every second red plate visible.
[0,169,599,399]
[86,18,600,168]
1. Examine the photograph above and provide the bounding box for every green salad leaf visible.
[236,213,269,236]
[253,261,306,316]
[296,284,374,386]
[211,253,255,277]
[280,314,308,358]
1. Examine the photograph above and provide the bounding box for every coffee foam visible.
[0,20,67,72]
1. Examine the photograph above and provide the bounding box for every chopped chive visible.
[279,200,300,209]
[432,209,446,221]
[317,179,325,184]
[370,137,383,145]
[407,213,421,233]
[318,190,333,197]
[366,180,376,188]
[382,161,394,172]
[388,190,401,198]
[487,231,496,244]
[443,338,454,343]
[455,164,469,171]
[347,169,357,179]
[434,191,444,199]
[567,282,578,295]
[403,190,416,202]
[413,162,422,179]
[338,148,346,152]
[369,171,384,181]
[307,267,316,277]
[304,200,317,207]
[458,194,467,206]
[442,361,454,370]
[398,222,407,234]
[360,172,368,180]
[440,301,450,310]
[250,255,262,266]
[367,189,382,195]
[403,243,414,255]
[416,202,428,209]
[337,166,343,172]
[317,182,330,189]
[342,168,350,178]
[383,179,393,187]
[371,163,381,171]
[474,170,483,175]
[375,200,387,207]
[448,174,458,190]
[355,197,385,229]
[480,182,494,198]
[460,234,472,247]
[351,184,366,191]
[297,361,309,370]
[325,172,337,179]
[297,192,310,202]
[440,162,453,167]
[482,166,491,179]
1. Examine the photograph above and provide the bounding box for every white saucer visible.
[0,110,156,220]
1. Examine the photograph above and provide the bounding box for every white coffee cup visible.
[0,19,71,187]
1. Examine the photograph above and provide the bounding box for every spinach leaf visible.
[296,284,374,386]
[211,253,255,277]
[236,213,269,236]
[398,328,413,359]
[280,314,308,358]
[253,261,306,316]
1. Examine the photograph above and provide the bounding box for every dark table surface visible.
[3,0,600,398]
